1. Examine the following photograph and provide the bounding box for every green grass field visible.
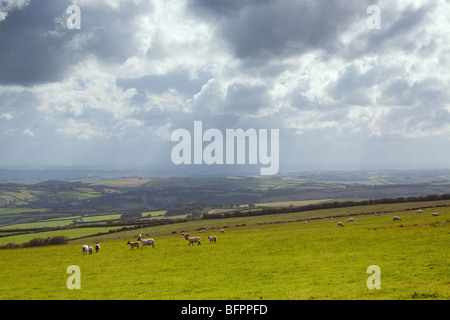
[0,204,448,300]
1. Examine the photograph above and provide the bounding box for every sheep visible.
[182,233,190,239]
[137,234,155,249]
[220,229,226,233]
[393,216,402,221]
[127,241,140,249]
[417,210,423,213]
[208,235,217,243]
[199,230,205,233]
[337,222,344,227]
[82,244,89,255]
[186,236,201,246]
[347,218,355,223]
[432,212,439,216]
[95,243,100,253]
[88,245,93,254]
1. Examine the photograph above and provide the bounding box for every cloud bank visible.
[1,0,449,174]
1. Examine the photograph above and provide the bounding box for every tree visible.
[120,211,142,220]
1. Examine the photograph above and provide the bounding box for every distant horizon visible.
[3,164,450,172]
[2,166,450,183]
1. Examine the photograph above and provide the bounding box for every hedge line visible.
[0,235,69,249]
[202,194,450,219]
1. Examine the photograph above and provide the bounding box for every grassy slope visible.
[0,204,448,300]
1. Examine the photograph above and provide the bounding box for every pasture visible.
[0,205,448,300]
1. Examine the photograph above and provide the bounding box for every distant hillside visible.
[1,171,450,228]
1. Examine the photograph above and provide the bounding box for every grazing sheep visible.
[95,243,100,253]
[82,244,89,255]
[417,210,423,213]
[186,236,201,246]
[182,233,190,239]
[88,245,93,254]
[137,234,155,249]
[432,212,439,216]
[127,241,140,249]
[304,221,308,224]
[220,229,226,233]
[393,216,402,221]
[208,235,217,243]
[199,230,205,233]
[347,218,355,223]
[337,222,344,227]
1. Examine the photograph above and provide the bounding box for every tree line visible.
[202,194,450,219]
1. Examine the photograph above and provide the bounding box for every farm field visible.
[0,226,122,246]
[0,203,448,300]
[3,174,450,230]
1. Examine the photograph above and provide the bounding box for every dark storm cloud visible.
[187,0,275,17]
[188,0,372,64]
[0,0,75,85]
[0,0,149,86]
[79,1,152,63]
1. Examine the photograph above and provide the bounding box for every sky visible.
[0,0,450,176]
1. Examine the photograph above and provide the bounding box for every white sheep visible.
[187,236,201,246]
[95,243,100,253]
[347,218,355,223]
[82,244,89,255]
[182,233,190,239]
[199,230,205,233]
[220,229,226,233]
[127,241,140,249]
[417,210,423,213]
[337,222,344,227]
[137,234,155,249]
[393,216,402,221]
[208,235,217,243]
[432,212,439,216]
[88,245,93,254]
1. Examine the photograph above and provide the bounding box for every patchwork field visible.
[0,203,448,300]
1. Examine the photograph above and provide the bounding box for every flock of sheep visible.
[82,208,442,254]
[336,209,440,227]
[82,229,226,254]
[82,243,100,254]
[125,233,156,250]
